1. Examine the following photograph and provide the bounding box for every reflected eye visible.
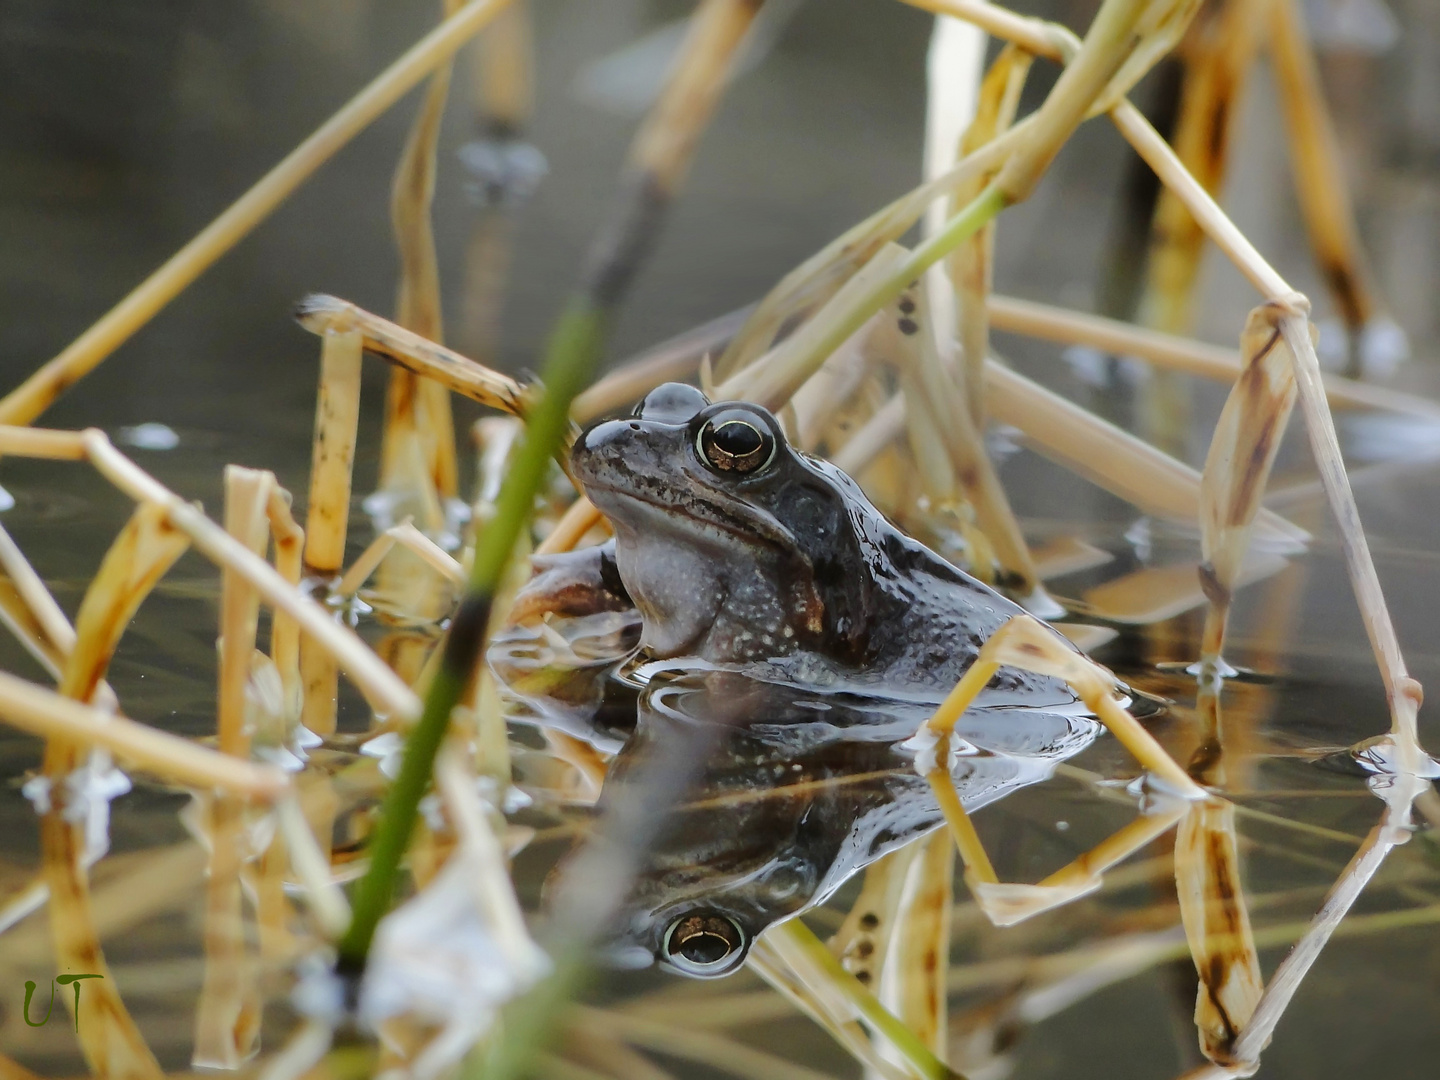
[662,912,748,977]
[697,410,775,474]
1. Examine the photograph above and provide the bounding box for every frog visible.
[505,382,1127,978]
[567,381,1085,708]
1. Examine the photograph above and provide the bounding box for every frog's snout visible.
[571,418,637,476]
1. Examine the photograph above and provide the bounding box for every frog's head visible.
[571,384,884,664]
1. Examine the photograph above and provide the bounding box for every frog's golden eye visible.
[697,411,775,474]
[662,912,748,977]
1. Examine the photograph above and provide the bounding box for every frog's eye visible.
[661,912,749,977]
[696,410,775,474]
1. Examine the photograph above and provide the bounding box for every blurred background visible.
[2,1,1440,1077]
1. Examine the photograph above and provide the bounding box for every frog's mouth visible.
[581,479,795,552]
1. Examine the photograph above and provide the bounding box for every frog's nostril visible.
[628,422,641,431]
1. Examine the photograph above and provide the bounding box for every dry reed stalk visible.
[951,44,1030,424]
[266,487,306,718]
[336,521,465,598]
[829,394,906,477]
[881,280,1037,594]
[247,827,299,964]
[0,673,287,799]
[723,0,1193,426]
[1277,311,1426,765]
[986,294,1440,419]
[716,246,911,408]
[1174,801,1263,1066]
[35,505,195,1080]
[192,788,260,1069]
[1216,774,1427,1073]
[983,362,1305,548]
[0,0,516,429]
[274,793,351,939]
[472,0,533,133]
[219,468,273,757]
[0,522,77,660]
[788,322,877,452]
[297,295,529,417]
[59,501,188,708]
[380,0,465,511]
[1197,303,1299,672]
[303,328,364,578]
[0,580,65,681]
[831,849,907,989]
[76,432,420,721]
[1266,0,1377,337]
[1080,554,1288,626]
[1135,0,1266,452]
[876,831,953,1063]
[193,468,276,1068]
[300,327,363,735]
[1120,71,1421,754]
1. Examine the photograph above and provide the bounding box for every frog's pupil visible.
[665,912,746,972]
[714,421,762,456]
[679,930,731,965]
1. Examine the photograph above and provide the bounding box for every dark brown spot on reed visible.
[1205,94,1231,167]
[1319,257,1366,327]
[1197,562,1229,607]
[898,317,919,336]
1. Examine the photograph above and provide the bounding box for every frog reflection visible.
[595,673,1099,978]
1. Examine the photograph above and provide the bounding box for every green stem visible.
[337,299,607,969]
[769,920,963,1080]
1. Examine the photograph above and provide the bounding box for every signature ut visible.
[23,974,104,1033]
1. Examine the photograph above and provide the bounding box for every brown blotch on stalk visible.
[1197,303,1299,671]
[1267,0,1377,335]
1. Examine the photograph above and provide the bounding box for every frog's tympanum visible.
[498,384,1116,978]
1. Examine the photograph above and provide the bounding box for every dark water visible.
[2,1,1440,1077]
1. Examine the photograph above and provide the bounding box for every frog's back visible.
[805,457,1082,707]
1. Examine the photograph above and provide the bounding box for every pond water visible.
[2,1,1440,1078]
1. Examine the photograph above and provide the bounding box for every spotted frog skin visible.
[570,382,1081,708]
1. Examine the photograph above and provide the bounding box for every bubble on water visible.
[117,422,180,450]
